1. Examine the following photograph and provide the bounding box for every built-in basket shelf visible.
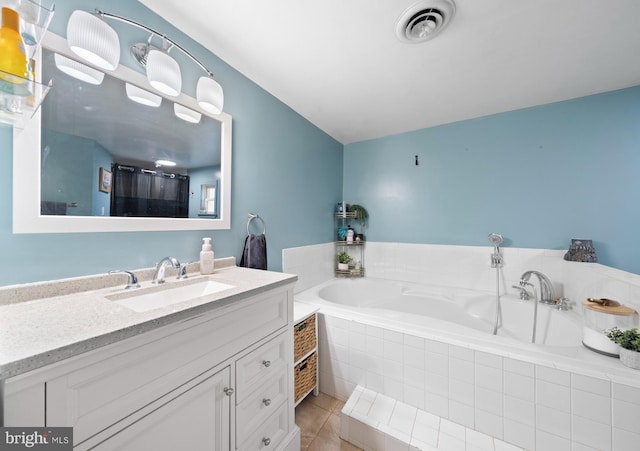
[0,0,55,128]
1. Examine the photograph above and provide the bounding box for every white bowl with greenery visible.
[605,327,640,369]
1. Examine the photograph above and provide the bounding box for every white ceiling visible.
[140,0,640,144]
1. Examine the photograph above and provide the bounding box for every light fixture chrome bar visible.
[94,8,215,78]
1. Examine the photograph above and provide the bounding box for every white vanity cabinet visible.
[90,365,231,451]
[2,282,299,451]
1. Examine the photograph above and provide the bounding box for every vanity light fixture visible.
[54,53,105,85]
[125,82,162,107]
[174,103,202,123]
[66,8,224,113]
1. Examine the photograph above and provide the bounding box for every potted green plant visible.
[348,204,369,238]
[605,327,640,369]
[337,251,352,271]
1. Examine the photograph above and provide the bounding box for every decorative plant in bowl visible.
[605,327,640,369]
[337,251,353,271]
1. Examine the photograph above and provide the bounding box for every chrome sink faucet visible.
[518,270,556,304]
[152,257,181,284]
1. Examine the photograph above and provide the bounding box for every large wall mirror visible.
[13,32,232,233]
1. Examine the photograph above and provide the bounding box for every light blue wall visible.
[41,129,112,216]
[4,1,638,287]
[344,86,640,274]
[0,0,342,286]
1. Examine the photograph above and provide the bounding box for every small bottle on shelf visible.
[0,7,30,89]
[346,225,354,243]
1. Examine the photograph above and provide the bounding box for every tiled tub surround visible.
[283,242,640,451]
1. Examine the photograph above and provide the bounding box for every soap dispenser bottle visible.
[200,237,214,274]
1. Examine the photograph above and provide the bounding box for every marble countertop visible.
[0,262,297,380]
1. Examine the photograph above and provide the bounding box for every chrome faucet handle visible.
[518,280,538,302]
[108,270,140,289]
[512,284,530,300]
[555,297,570,311]
[178,262,190,279]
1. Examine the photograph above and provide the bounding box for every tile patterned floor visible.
[295,392,362,450]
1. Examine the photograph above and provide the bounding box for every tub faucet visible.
[518,270,556,305]
[152,257,181,284]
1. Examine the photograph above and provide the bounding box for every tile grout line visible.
[302,398,342,450]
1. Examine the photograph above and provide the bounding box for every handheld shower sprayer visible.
[488,233,503,268]
[488,233,504,335]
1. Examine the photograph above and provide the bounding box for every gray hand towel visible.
[240,234,267,270]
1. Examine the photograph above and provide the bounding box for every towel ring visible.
[247,213,266,235]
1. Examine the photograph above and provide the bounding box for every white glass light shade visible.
[125,83,162,107]
[54,53,105,85]
[67,10,120,71]
[174,103,202,123]
[146,49,181,97]
[197,76,224,114]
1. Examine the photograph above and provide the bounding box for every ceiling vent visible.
[395,0,456,43]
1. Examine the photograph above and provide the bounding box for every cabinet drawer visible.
[293,314,316,362]
[239,401,288,451]
[236,369,287,442]
[236,331,289,404]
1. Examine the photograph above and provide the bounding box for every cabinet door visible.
[90,366,230,451]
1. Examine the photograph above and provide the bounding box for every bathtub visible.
[296,277,583,349]
[295,277,640,450]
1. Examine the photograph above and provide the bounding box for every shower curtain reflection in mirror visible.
[110,164,190,218]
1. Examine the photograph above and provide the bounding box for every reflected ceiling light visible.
[174,103,202,123]
[54,53,105,85]
[146,47,181,96]
[155,159,176,167]
[197,76,224,115]
[66,10,120,70]
[67,9,225,114]
[125,83,162,107]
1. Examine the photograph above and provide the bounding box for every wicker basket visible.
[294,352,317,403]
[294,314,316,362]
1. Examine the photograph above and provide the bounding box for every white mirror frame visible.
[13,32,232,233]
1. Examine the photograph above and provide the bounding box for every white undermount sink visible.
[108,278,235,313]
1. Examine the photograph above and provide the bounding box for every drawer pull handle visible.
[262,360,271,368]
[262,437,271,446]
[297,323,307,332]
[299,362,308,371]
[223,387,234,396]
[262,398,272,406]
